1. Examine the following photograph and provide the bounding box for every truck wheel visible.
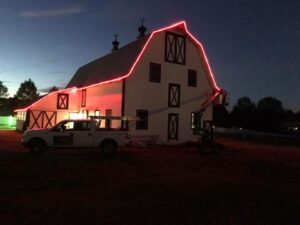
[101,140,117,155]
[29,139,47,154]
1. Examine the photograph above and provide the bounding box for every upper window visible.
[57,93,69,109]
[136,110,148,130]
[168,83,180,107]
[149,63,161,83]
[165,32,186,64]
[81,89,86,107]
[188,69,197,87]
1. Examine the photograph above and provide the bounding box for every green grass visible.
[0,125,16,130]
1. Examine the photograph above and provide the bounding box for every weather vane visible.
[141,18,145,26]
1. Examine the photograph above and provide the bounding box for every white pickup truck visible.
[22,119,128,154]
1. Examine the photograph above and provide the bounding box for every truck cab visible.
[22,119,128,154]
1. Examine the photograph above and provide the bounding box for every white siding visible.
[124,29,214,144]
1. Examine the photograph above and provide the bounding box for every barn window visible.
[149,63,161,83]
[165,32,186,64]
[81,89,86,107]
[168,113,179,140]
[57,93,69,109]
[188,69,197,87]
[168,83,180,107]
[136,110,148,130]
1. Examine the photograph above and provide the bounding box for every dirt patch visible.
[0,131,300,225]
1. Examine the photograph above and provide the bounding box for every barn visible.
[15,21,224,144]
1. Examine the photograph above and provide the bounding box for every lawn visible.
[0,131,299,225]
[0,125,16,130]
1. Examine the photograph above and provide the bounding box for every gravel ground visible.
[0,130,300,225]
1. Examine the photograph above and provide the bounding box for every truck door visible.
[72,121,94,147]
[50,121,75,147]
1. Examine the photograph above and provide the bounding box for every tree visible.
[213,104,231,127]
[256,97,284,132]
[231,97,256,129]
[48,86,58,93]
[0,81,8,97]
[0,97,16,115]
[284,109,295,122]
[14,79,39,106]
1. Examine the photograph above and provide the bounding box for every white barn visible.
[16,21,224,144]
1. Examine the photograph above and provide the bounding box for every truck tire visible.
[100,140,117,155]
[29,139,47,154]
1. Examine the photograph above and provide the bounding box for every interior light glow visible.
[71,88,77,93]
[69,112,84,120]
[8,115,13,126]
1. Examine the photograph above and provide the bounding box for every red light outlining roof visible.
[15,20,221,112]
[184,25,221,91]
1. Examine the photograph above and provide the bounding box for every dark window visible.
[106,109,112,116]
[165,32,186,64]
[168,83,180,107]
[168,113,179,140]
[57,93,69,109]
[73,121,91,131]
[149,63,161,83]
[105,109,112,129]
[188,69,197,87]
[136,110,148,130]
[81,89,86,107]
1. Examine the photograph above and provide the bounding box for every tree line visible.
[1,79,298,134]
[0,79,58,115]
[214,96,299,133]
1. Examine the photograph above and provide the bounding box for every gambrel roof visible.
[15,21,222,112]
[66,21,220,91]
[66,35,150,88]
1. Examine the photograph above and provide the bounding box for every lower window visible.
[168,113,179,140]
[136,110,148,130]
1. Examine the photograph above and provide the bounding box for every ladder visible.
[192,89,226,152]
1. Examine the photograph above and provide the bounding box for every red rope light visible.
[15,21,221,112]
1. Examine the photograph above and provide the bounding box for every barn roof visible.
[15,21,222,112]
[66,35,150,88]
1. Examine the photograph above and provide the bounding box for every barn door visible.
[29,111,57,129]
[168,113,179,140]
[43,111,57,128]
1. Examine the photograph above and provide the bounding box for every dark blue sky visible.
[0,0,299,111]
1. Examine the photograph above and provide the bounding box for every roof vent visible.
[111,34,119,52]
[137,18,147,39]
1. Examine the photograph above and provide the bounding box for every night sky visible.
[0,0,299,111]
